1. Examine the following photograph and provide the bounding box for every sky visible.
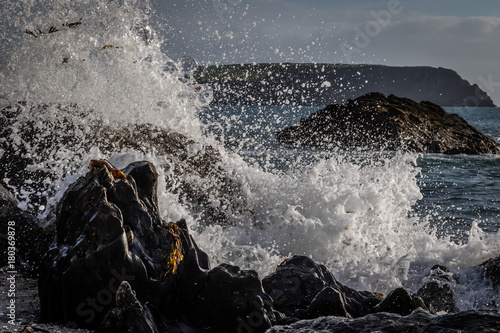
[154,0,500,104]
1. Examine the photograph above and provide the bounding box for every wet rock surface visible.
[267,309,500,333]
[262,256,380,320]
[98,281,162,333]
[38,160,273,332]
[372,287,429,316]
[481,255,500,289]
[417,265,459,313]
[2,155,500,332]
[0,103,247,233]
[277,92,500,154]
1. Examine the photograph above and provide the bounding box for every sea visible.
[1,0,499,315]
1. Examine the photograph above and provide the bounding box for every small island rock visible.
[277,92,500,155]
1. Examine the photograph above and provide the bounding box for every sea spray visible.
[0,0,499,314]
[0,0,209,133]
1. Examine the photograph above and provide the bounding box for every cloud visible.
[362,15,500,67]
[155,1,500,104]
[338,14,500,103]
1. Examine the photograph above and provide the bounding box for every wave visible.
[1,0,499,311]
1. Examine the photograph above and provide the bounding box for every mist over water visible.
[1,0,499,311]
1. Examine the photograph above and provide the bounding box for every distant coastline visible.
[194,63,495,107]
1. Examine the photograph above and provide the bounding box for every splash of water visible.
[1,0,499,311]
[0,0,210,132]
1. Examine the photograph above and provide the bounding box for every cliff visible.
[194,63,495,107]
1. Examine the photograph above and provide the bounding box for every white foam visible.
[1,0,499,312]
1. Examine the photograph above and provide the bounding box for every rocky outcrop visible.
[195,63,495,107]
[481,255,500,289]
[262,256,381,320]
[99,281,161,333]
[373,287,429,316]
[39,161,274,332]
[277,93,500,154]
[31,161,500,331]
[417,265,459,313]
[267,309,500,333]
[0,103,246,231]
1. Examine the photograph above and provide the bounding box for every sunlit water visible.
[200,105,500,242]
[1,0,499,313]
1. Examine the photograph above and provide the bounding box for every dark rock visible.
[267,308,500,333]
[481,255,500,289]
[99,280,196,333]
[98,281,160,333]
[39,163,169,328]
[177,263,275,332]
[0,103,247,228]
[427,264,458,283]
[195,63,495,107]
[262,256,381,319]
[277,93,500,155]
[39,160,273,332]
[417,281,456,313]
[373,287,430,316]
[417,265,458,313]
[300,287,350,319]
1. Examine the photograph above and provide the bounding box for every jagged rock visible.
[373,287,430,316]
[39,160,273,332]
[481,255,500,289]
[262,256,381,319]
[99,280,205,333]
[177,263,275,332]
[0,103,247,228]
[98,281,160,333]
[277,93,500,155]
[417,265,458,313]
[39,162,173,327]
[267,308,500,333]
[299,287,350,319]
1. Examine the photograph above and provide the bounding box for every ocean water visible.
[200,105,500,243]
[1,0,499,315]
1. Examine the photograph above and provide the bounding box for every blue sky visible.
[154,0,500,104]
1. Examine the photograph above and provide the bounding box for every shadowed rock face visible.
[38,161,274,332]
[267,309,500,333]
[29,161,500,331]
[0,103,247,230]
[277,92,500,155]
[262,256,381,320]
[481,255,500,290]
[417,265,459,313]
